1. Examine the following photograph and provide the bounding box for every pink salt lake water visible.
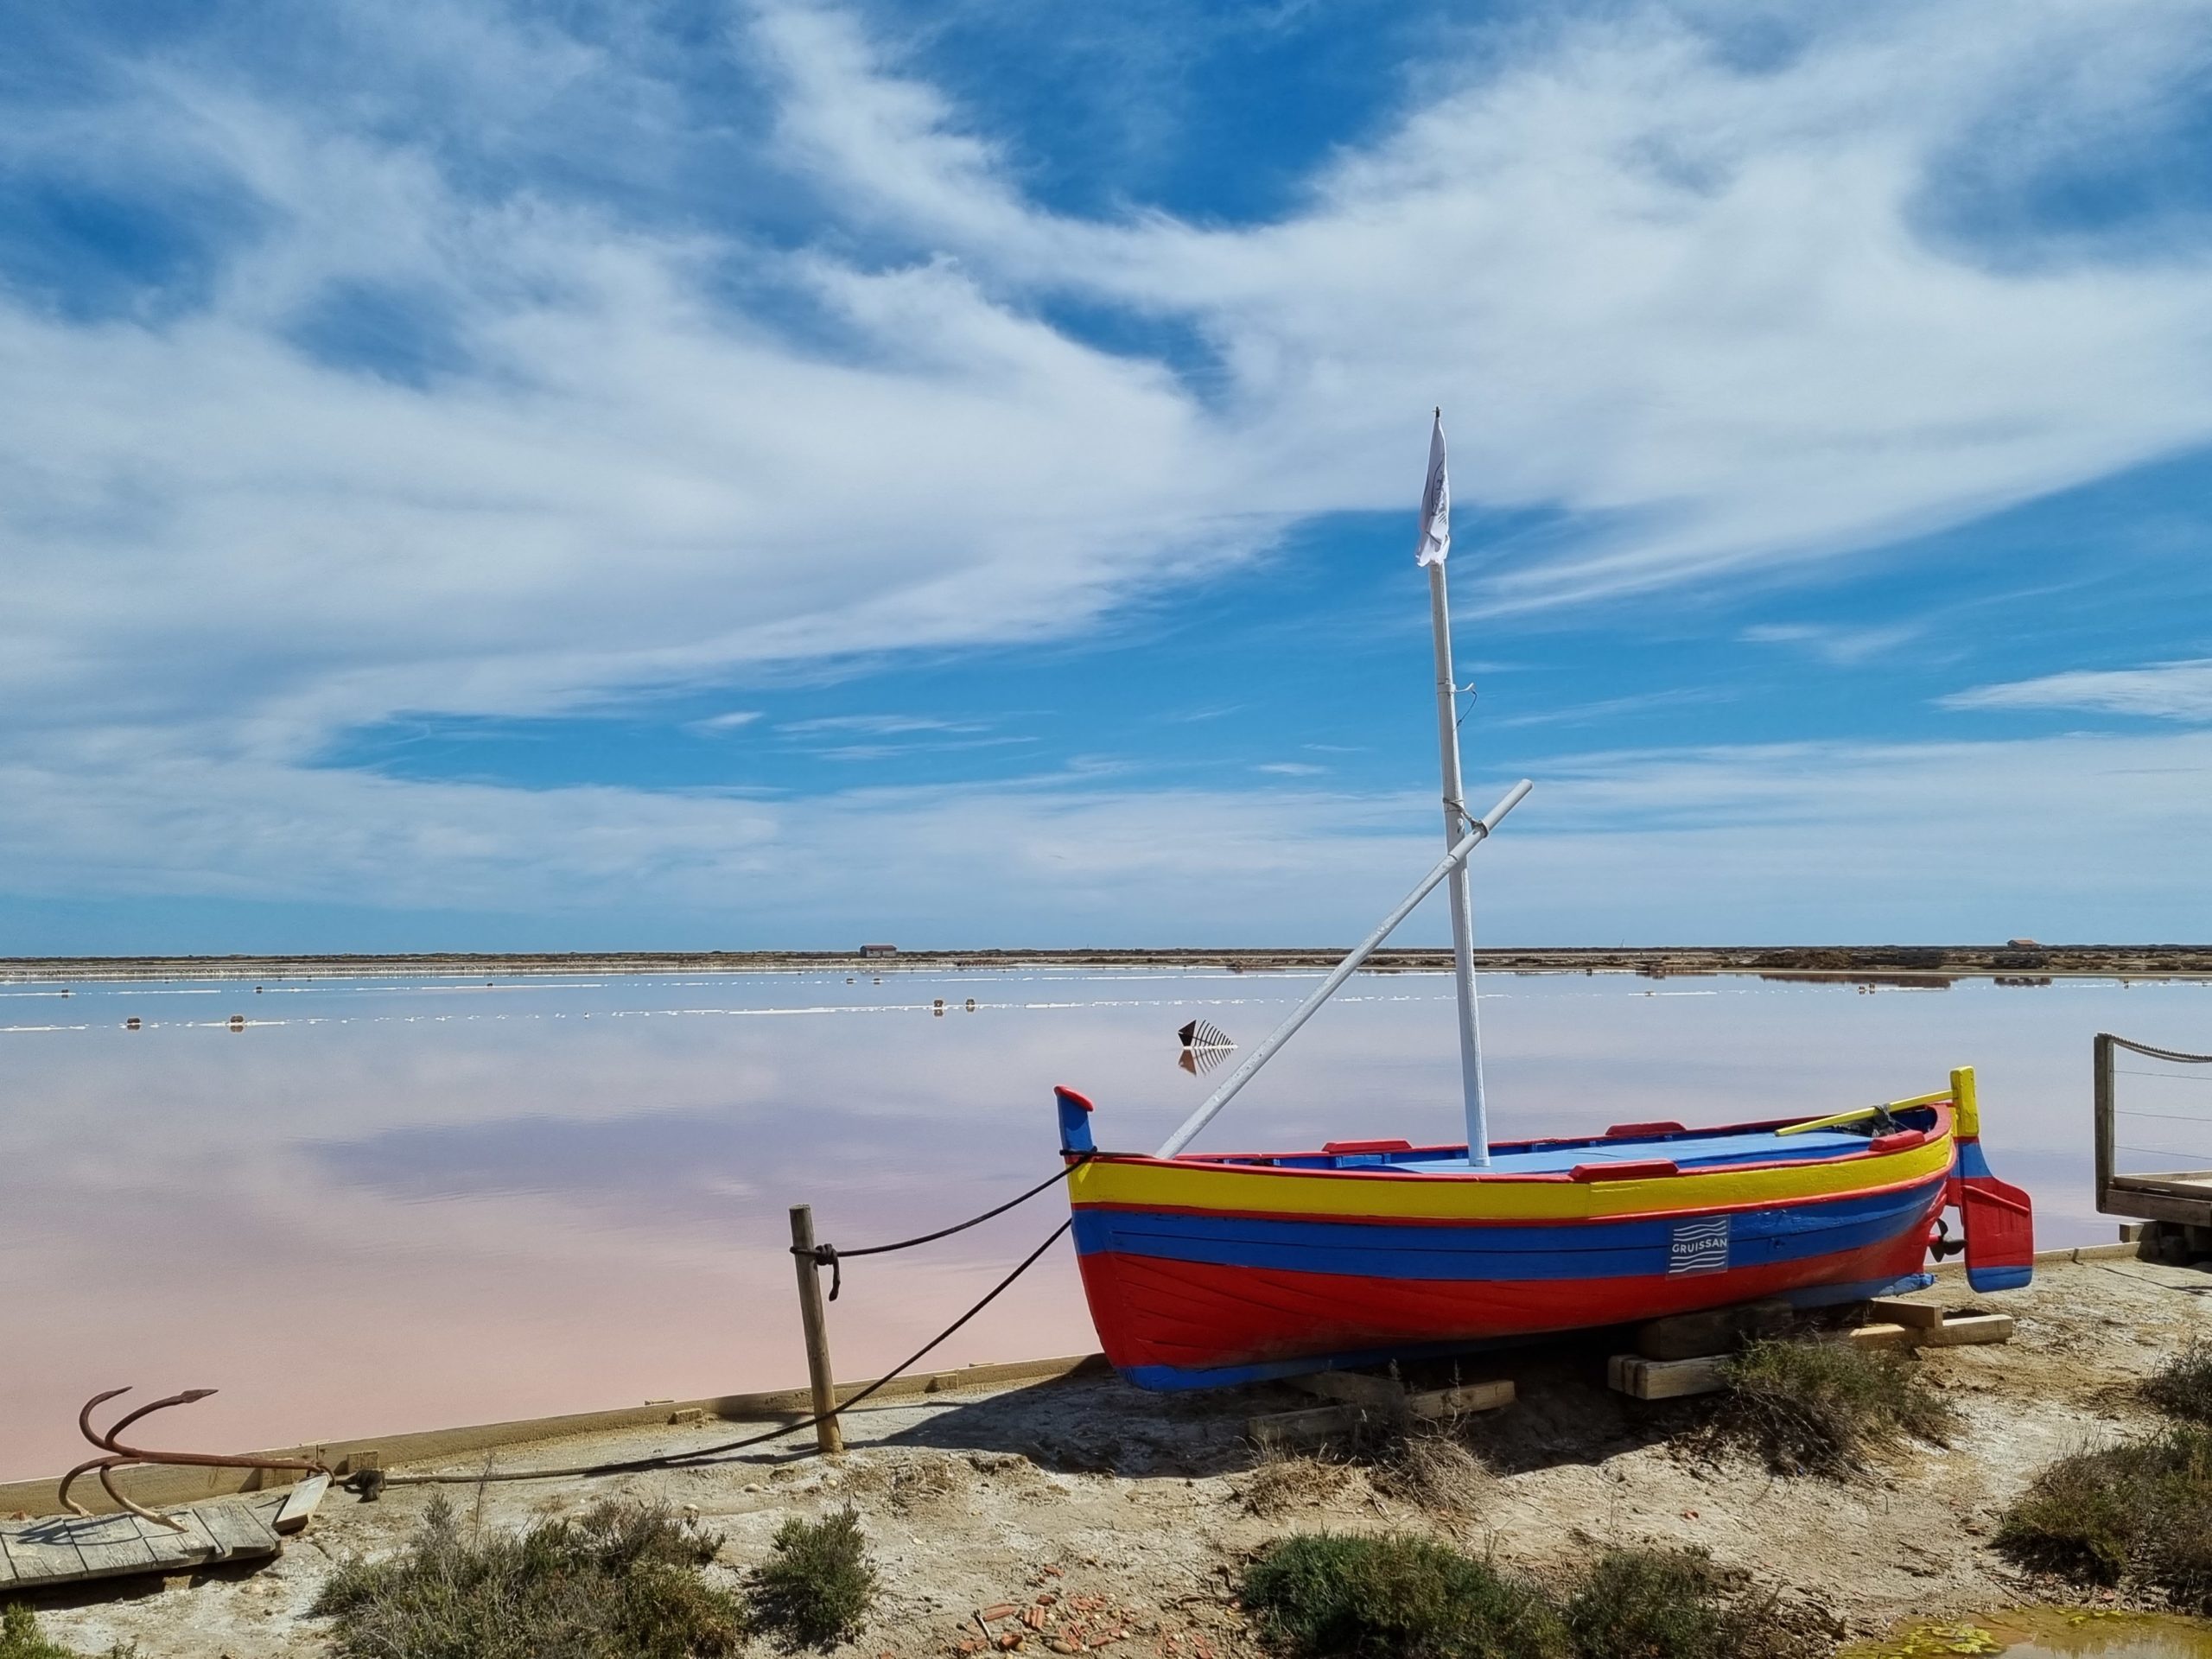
[4,969,2209,1479]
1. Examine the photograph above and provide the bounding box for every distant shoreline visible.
[2,944,2207,982]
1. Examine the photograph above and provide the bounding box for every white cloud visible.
[752,0,2212,607]
[1942,659,2212,721]
[688,710,765,732]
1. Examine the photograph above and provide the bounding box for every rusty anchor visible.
[56,1387,329,1531]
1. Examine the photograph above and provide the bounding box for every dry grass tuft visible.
[1243,1451,1357,1516]
[2145,1337,2212,1427]
[1376,1427,1495,1517]
[1718,1338,1956,1478]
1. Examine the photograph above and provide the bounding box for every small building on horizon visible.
[860,943,899,957]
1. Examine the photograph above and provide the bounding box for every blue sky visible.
[3,0,2210,952]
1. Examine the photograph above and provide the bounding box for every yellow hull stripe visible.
[1070,1124,1955,1224]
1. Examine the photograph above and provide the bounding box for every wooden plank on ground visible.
[1916,1312,2014,1348]
[1866,1298,1944,1329]
[1248,1402,1393,1446]
[2,1517,90,1586]
[195,1501,280,1561]
[1607,1354,1728,1400]
[0,1499,279,1590]
[71,1513,158,1580]
[1840,1322,1915,1351]
[137,1509,228,1571]
[1406,1380,1514,1420]
[270,1473,329,1535]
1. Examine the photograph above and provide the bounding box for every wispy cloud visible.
[1941,659,2212,721]
[1740,621,1929,666]
[687,710,764,734]
[1255,760,1325,775]
[1491,689,1731,730]
[777,715,986,736]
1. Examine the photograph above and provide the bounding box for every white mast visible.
[1416,409,1491,1166]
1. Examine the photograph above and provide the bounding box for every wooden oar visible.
[1775,1087,1953,1137]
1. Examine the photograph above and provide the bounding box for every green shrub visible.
[2145,1337,2212,1426]
[1242,1532,1569,1659]
[1996,1425,2212,1611]
[0,1605,134,1659]
[742,1505,878,1649]
[1719,1338,1956,1477]
[313,1493,743,1659]
[1564,1548,1772,1659]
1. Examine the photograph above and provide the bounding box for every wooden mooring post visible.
[788,1205,843,1454]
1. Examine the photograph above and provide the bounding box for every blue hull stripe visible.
[1072,1176,1943,1283]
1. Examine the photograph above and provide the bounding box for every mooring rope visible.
[795,1155,1091,1300]
[363,1160,1091,1492]
[2109,1036,2212,1065]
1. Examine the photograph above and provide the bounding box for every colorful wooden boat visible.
[1055,1067,2032,1389]
[1056,415,2034,1391]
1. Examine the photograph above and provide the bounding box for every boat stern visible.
[1947,1065,2036,1293]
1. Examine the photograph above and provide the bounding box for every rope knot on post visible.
[791,1240,842,1300]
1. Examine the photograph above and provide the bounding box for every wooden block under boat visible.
[1608,1353,1728,1400]
[1610,1306,2014,1397]
[1866,1297,1945,1328]
[1250,1379,1513,1444]
[1903,1310,2014,1348]
[1636,1298,1793,1360]
[1836,1308,2013,1351]
[1287,1370,1406,1408]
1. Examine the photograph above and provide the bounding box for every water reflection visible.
[1176,1018,1237,1077]
[1854,1611,2212,1657]
[2,969,2206,1478]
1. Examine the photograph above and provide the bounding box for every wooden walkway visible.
[0,1476,324,1591]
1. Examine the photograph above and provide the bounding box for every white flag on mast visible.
[1414,407,1450,567]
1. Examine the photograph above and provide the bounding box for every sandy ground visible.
[19,1255,2212,1658]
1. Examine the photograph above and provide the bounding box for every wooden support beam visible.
[1866,1298,1944,1329]
[1251,1379,1513,1445]
[1286,1370,1406,1408]
[1907,1311,2014,1348]
[1608,1354,1727,1400]
[1610,1306,2014,1399]
[1407,1380,1514,1421]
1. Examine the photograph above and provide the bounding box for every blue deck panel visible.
[1392,1128,1874,1175]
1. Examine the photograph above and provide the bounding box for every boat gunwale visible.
[1071,1102,1955,1187]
